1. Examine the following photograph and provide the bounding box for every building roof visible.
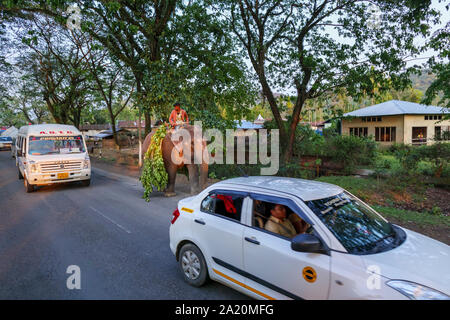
[343,100,450,117]
[234,120,264,130]
[117,120,146,128]
[1,126,18,138]
[299,121,326,127]
[79,124,111,131]
[214,176,343,201]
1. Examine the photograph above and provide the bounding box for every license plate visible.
[57,172,69,179]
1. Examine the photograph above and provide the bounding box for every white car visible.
[169,176,450,300]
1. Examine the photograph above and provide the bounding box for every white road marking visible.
[89,206,131,234]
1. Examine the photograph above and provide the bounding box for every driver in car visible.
[265,204,308,238]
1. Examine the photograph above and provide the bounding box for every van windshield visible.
[28,136,86,155]
[306,192,404,255]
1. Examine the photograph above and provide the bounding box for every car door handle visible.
[245,237,260,245]
[194,219,205,225]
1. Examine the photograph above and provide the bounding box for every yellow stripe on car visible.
[212,268,275,300]
[181,207,194,213]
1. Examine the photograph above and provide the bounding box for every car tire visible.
[24,177,34,193]
[81,179,90,187]
[18,166,23,180]
[179,243,209,287]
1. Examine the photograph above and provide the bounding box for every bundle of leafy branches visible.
[140,125,168,201]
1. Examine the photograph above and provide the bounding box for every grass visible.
[315,175,450,228]
[372,205,450,227]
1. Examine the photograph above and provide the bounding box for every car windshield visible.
[306,192,400,254]
[28,136,86,155]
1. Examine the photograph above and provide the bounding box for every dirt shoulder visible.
[91,156,141,179]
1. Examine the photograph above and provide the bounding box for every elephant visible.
[142,124,208,197]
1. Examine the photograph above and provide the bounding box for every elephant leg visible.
[187,164,200,195]
[164,163,177,197]
[199,162,208,190]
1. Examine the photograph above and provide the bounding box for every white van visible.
[16,124,91,192]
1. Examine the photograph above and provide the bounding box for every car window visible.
[200,193,244,222]
[251,199,312,239]
[305,192,403,254]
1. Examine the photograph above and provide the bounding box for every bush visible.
[276,162,316,179]
[390,143,450,178]
[415,143,450,178]
[294,125,325,157]
[324,135,377,173]
[392,144,421,174]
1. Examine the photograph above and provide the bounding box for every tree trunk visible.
[284,95,306,163]
[144,111,151,136]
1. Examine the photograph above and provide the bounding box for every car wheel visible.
[24,177,34,193]
[18,166,23,180]
[179,243,209,287]
[81,179,90,187]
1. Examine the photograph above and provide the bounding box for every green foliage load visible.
[140,125,168,201]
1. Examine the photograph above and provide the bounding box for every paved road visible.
[0,151,247,299]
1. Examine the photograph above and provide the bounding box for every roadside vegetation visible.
[208,127,450,244]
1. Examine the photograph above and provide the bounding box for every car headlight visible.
[83,155,90,169]
[29,161,39,173]
[387,280,450,300]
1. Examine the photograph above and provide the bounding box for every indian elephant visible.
[142,124,208,196]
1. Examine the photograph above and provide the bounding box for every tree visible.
[223,0,439,162]
[15,16,94,127]
[422,20,449,110]
[71,30,134,146]
[79,0,177,135]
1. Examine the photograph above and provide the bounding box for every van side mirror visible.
[291,234,329,255]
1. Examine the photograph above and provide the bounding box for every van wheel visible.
[24,177,34,193]
[179,243,209,287]
[81,179,90,187]
[18,167,23,180]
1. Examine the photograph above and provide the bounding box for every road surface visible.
[0,150,247,299]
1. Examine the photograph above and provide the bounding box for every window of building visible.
[435,126,450,141]
[349,127,368,137]
[200,193,244,222]
[425,115,443,121]
[412,127,427,145]
[375,127,396,142]
[362,117,381,122]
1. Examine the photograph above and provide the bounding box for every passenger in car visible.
[290,214,309,234]
[265,204,299,238]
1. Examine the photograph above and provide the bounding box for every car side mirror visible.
[291,234,329,255]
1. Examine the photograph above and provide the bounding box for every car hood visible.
[362,227,450,295]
